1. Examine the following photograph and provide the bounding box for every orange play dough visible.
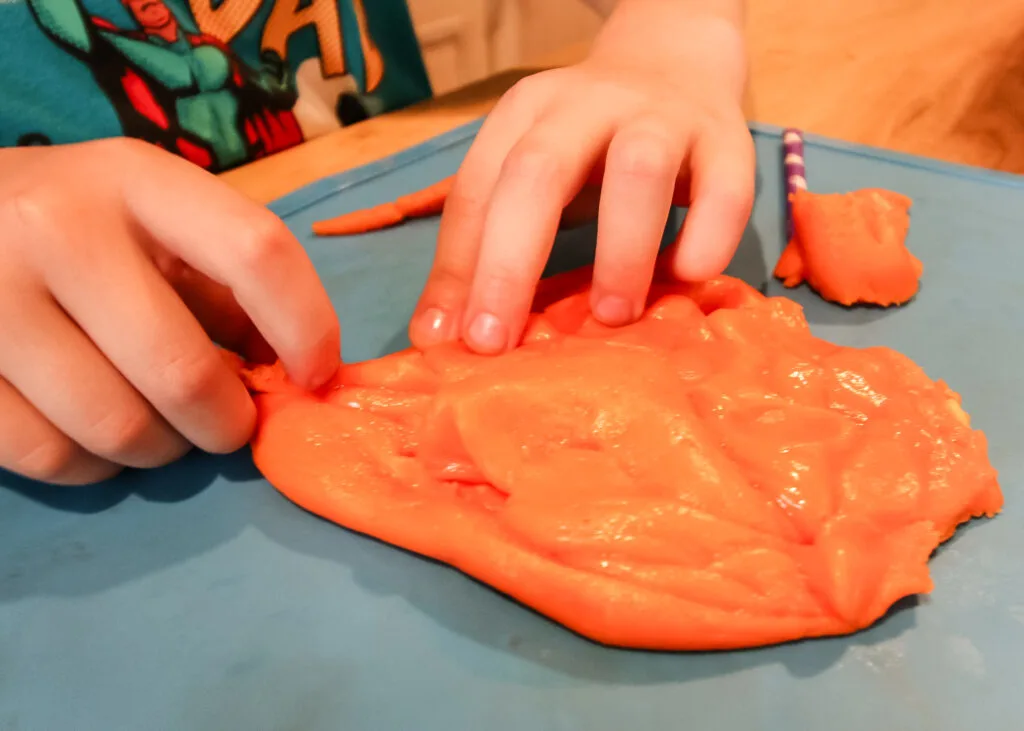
[775,188,922,306]
[312,176,453,236]
[239,267,1001,650]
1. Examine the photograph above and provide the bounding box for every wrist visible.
[587,0,747,101]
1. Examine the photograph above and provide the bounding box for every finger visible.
[108,141,340,389]
[666,123,755,281]
[461,111,619,353]
[410,74,557,349]
[13,198,257,455]
[0,376,120,486]
[0,279,191,468]
[158,256,272,361]
[590,121,688,326]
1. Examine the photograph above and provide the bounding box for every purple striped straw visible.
[782,128,807,240]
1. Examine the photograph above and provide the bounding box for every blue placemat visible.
[1,120,1022,731]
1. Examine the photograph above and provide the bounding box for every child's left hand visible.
[409,3,754,355]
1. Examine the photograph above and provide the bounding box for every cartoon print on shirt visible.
[188,0,385,135]
[27,0,386,170]
[28,0,303,170]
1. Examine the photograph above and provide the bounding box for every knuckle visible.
[445,182,489,219]
[610,128,676,181]
[712,174,755,215]
[0,187,80,267]
[143,437,192,468]
[1,188,58,246]
[234,211,294,275]
[157,349,226,409]
[501,142,564,188]
[85,135,155,165]
[695,137,755,213]
[478,264,528,298]
[87,404,156,460]
[501,73,548,109]
[501,78,533,109]
[428,260,472,292]
[13,435,79,484]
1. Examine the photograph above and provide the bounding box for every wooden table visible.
[222,0,1024,204]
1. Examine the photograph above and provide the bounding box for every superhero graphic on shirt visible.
[27,0,306,171]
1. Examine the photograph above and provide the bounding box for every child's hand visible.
[410,1,753,354]
[0,140,339,485]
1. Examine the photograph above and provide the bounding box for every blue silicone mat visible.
[2,119,1023,731]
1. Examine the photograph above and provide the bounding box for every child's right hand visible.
[0,139,340,485]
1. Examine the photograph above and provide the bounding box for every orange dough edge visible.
[312,176,454,237]
[240,269,1002,650]
[774,188,922,307]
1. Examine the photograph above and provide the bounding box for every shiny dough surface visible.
[239,268,1002,650]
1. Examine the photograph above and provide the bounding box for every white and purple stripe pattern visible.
[782,128,807,240]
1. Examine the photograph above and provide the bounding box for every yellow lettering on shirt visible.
[351,0,384,91]
[190,0,386,90]
[261,0,345,76]
[188,0,261,43]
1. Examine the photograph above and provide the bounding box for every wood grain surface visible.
[221,0,1024,204]
[746,0,1024,172]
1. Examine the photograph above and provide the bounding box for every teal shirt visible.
[0,0,432,171]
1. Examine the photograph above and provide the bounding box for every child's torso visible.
[0,0,432,171]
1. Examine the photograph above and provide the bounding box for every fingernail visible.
[415,307,453,347]
[467,312,507,354]
[593,295,636,327]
